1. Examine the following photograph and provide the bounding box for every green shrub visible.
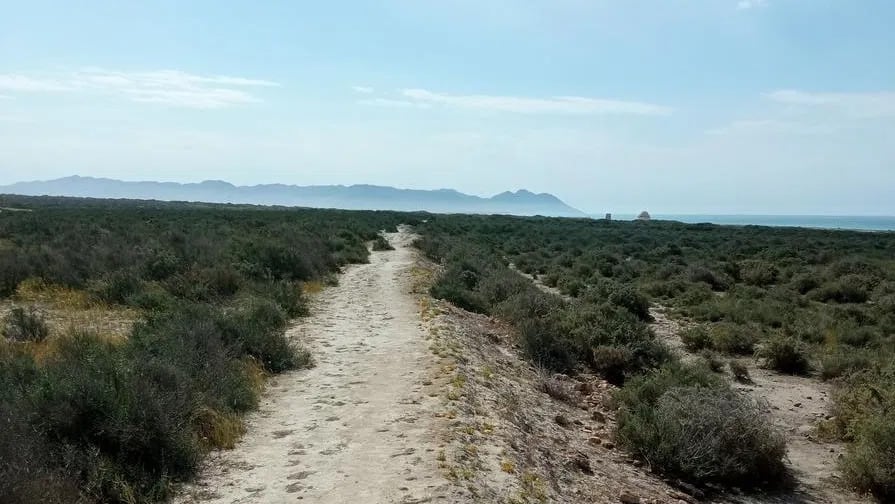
[89,270,142,305]
[478,270,533,307]
[740,260,779,287]
[254,280,309,317]
[840,411,895,501]
[371,235,394,251]
[517,316,583,374]
[616,364,786,487]
[126,285,176,311]
[680,326,712,352]
[37,331,201,502]
[199,266,245,298]
[220,299,302,373]
[758,336,812,375]
[430,276,488,314]
[608,286,652,321]
[143,250,181,281]
[791,273,820,294]
[3,306,50,342]
[686,265,731,291]
[700,350,725,373]
[812,275,870,304]
[819,349,875,380]
[711,323,758,356]
[588,311,672,383]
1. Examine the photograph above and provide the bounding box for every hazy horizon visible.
[2,1,893,215]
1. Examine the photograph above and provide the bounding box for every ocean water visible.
[606,214,895,232]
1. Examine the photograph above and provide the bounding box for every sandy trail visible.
[176,228,448,504]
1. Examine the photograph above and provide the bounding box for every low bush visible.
[254,280,309,317]
[686,265,731,291]
[711,323,758,356]
[740,260,779,287]
[700,350,725,373]
[811,275,870,304]
[607,286,652,321]
[430,275,488,314]
[758,336,812,375]
[89,270,142,305]
[587,311,672,384]
[615,364,786,487]
[36,331,201,502]
[729,360,751,383]
[840,411,895,501]
[681,326,712,352]
[2,306,50,342]
[680,324,756,356]
[819,349,875,380]
[222,299,302,373]
[371,235,394,251]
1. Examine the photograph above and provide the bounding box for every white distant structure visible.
[637,211,651,221]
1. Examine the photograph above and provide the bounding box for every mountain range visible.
[0,176,584,217]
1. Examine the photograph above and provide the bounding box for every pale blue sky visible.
[1,0,893,214]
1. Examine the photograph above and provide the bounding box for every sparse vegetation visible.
[415,213,895,496]
[3,306,50,342]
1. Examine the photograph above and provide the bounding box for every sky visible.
[1,0,893,215]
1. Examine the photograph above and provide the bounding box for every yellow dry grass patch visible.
[242,357,267,397]
[302,280,325,295]
[4,279,139,343]
[195,407,247,450]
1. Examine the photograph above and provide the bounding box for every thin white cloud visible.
[766,89,895,118]
[358,98,430,109]
[399,88,671,116]
[0,69,279,109]
[737,0,768,10]
[706,119,838,136]
[0,74,73,92]
[352,85,374,94]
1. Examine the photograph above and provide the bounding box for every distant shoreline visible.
[599,214,895,232]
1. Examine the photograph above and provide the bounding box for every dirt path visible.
[175,228,449,504]
[649,308,865,504]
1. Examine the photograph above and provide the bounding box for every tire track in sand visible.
[175,228,448,504]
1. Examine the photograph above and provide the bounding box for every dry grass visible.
[195,407,247,450]
[301,280,325,295]
[2,279,138,344]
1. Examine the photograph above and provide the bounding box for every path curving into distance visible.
[175,228,448,504]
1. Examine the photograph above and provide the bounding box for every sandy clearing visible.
[650,308,868,504]
[175,228,449,504]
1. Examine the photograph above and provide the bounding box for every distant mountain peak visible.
[0,176,584,217]
[491,189,563,203]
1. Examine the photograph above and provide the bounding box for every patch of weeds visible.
[3,306,50,343]
[501,459,516,474]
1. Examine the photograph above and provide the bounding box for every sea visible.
[604,214,895,232]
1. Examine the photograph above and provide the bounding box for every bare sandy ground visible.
[175,229,449,504]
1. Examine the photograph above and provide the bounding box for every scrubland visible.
[0,195,414,503]
[417,214,895,500]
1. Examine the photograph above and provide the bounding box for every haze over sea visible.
[609,215,895,232]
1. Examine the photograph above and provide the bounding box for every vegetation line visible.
[0,195,422,503]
